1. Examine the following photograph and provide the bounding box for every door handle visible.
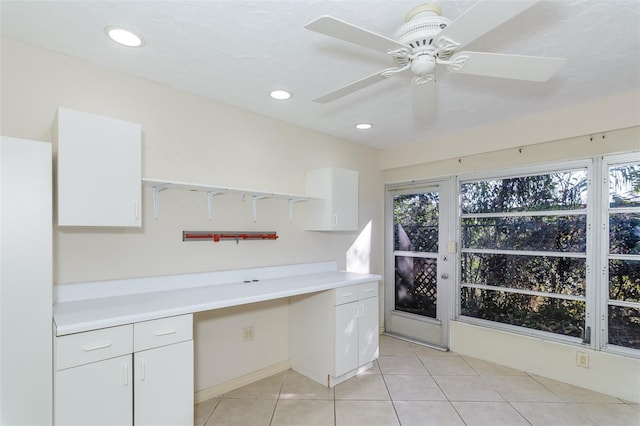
[441,273,449,279]
[139,358,146,381]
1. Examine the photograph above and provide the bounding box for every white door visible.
[134,341,194,426]
[54,355,132,426]
[358,296,379,365]
[334,302,358,376]
[384,180,454,349]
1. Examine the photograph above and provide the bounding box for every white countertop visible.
[54,265,381,336]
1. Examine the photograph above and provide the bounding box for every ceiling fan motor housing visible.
[394,4,452,51]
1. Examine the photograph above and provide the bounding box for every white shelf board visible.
[142,178,313,221]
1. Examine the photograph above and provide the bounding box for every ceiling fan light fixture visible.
[105,26,144,47]
[411,54,436,75]
[270,89,292,100]
[405,4,442,22]
[355,123,372,130]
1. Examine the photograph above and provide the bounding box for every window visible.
[603,156,640,351]
[459,166,590,340]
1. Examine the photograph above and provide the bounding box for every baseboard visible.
[194,360,291,404]
[382,331,448,352]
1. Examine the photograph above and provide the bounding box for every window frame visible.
[599,152,640,357]
[455,159,597,348]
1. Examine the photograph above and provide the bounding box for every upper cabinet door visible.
[56,108,141,227]
[305,167,358,231]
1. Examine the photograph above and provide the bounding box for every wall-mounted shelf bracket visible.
[207,190,226,221]
[151,184,170,219]
[288,198,307,223]
[252,195,270,222]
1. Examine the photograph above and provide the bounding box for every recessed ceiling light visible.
[355,123,372,130]
[270,90,292,100]
[105,26,144,47]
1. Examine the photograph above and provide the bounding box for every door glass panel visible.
[394,192,439,252]
[395,256,437,318]
[393,191,439,318]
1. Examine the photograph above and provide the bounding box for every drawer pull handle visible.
[154,329,177,336]
[83,342,112,352]
[363,288,374,292]
[342,293,353,297]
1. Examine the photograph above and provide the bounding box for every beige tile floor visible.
[195,335,640,426]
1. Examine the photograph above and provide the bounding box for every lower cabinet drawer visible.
[55,324,133,371]
[358,281,378,299]
[335,285,358,306]
[134,314,193,352]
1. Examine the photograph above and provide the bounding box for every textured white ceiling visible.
[1,1,639,149]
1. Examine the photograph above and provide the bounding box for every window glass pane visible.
[609,213,640,255]
[395,256,437,318]
[608,305,640,349]
[461,253,586,296]
[461,287,584,338]
[609,164,640,208]
[609,259,640,302]
[394,192,438,252]
[462,215,586,252]
[461,170,587,214]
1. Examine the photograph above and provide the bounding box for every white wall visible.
[0,37,384,394]
[380,90,640,171]
[451,322,640,403]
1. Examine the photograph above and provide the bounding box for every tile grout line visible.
[496,390,535,426]
[333,373,337,426]
[410,339,471,426]
[268,373,287,426]
[379,365,403,426]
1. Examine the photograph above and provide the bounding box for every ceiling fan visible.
[305,1,566,115]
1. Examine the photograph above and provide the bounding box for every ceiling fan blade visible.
[313,69,394,103]
[412,79,437,118]
[305,16,409,54]
[448,51,566,82]
[437,1,539,52]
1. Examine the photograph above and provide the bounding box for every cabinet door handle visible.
[354,304,360,318]
[123,363,129,387]
[154,329,177,336]
[333,214,338,227]
[83,342,112,352]
[134,201,140,220]
[359,303,365,317]
[139,358,146,381]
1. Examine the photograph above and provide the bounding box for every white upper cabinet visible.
[55,108,141,227]
[305,167,358,231]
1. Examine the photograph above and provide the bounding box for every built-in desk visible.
[52,262,381,425]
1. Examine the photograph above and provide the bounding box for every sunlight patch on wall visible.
[346,220,372,273]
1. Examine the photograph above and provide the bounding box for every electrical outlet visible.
[242,326,255,342]
[576,351,589,368]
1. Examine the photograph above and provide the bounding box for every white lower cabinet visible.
[54,315,193,426]
[290,281,379,387]
[55,355,133,425]
[134,341,193,426]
